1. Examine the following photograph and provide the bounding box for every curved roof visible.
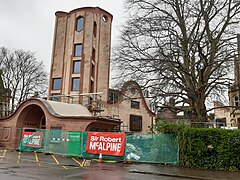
[109,81,156,117]
[55,6,113,19]
[42,99,92,117]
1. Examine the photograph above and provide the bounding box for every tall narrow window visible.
[93,21,97,37]
[71,78,80,91]
[73,61,81,74]
[92,48,95,62]
[130,115,142,131]
[76,16,84,32]
[90,80,94,93]
[52,78,61,90]
[91,63,95,78]
[234,96,239,107]
[74,44,82,56]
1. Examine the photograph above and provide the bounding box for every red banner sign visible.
[86,132,126,156]
[22,132,43,148]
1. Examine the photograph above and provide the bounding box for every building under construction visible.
[0,7,155,149]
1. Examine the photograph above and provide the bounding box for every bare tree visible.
[112,0,240,121]
[0,47,48,113]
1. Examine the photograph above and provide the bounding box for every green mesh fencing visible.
[19,130,46,153]
[19,130,178,164]
[125,134,178,164]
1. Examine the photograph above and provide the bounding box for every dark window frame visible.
[73,60,81,74]
[130,115,142,131]
[234,96,239,107]
[76,16,84,32]
[92,48,95,62]
[90,80,94,93]
[91,63,95,78]
[93,21,97,37]
[74,44,82,57]
[108,91,119,103]
[71,77,80,91]
[52,78,61,90]
[131,100,140,109]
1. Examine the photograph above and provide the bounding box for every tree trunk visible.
[189,89,207,127]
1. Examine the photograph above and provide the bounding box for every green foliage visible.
[157,122,240,171]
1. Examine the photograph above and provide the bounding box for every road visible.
[0,149,240,180]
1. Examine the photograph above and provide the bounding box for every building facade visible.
[0,7,156,149]
[0,70,11,118]
[228,34,240,128]
[48,7,112,103]
[102,81,156,133]
[213,34,240,128]
[48,7,156,134]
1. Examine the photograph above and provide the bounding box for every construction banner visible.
[22,132,43,148]
[86,132,126,156]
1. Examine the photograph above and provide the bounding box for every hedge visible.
[156,122,240,171]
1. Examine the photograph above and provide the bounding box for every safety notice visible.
[86,132,126,156]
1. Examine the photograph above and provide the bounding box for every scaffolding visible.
[48,92,104,116]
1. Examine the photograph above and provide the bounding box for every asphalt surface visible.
[0,149,240,179]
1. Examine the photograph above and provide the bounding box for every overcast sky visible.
[0,0,126,72]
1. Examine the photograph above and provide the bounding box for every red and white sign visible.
[22,132,43,148]
[86,132,126,156]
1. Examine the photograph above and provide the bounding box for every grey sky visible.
[0,0,125,72]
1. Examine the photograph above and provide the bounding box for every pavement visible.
[0,149,240,179]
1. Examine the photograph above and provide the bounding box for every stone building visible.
[48,7,112,104]
[228,34,240,128]
[0,7,155,149]
[212,34,240,128]
[0,70,11,118]
[47,7,155,134]
[213,101,231,127]
[102,81,155,133]
[0,7,120,149]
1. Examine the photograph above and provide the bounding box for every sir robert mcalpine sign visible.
[86,132,126,156]
[22,132,43,148]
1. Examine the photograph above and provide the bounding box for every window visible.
[90,80,94,93]
[130,115,142,131]
[51,93,60,102]
[91,63,95,78]
[93,21,97,37]
[52,78,61,90]
[73,61,81,74]
[71,78,80,91]
[131,100,140,109]
[92,48,95,62]
[76,16,84,32]
[102,15,108,22]
[74,44,82,56]
[109,91,119,103]
[234,96,239,107]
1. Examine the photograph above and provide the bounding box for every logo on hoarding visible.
[86,132,126,156]
[22,132,43,148]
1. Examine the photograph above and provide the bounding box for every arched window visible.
[76,16,84,32]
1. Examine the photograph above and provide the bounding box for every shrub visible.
[156,122,240,171]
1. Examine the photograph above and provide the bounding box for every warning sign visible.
[86,132,126,156]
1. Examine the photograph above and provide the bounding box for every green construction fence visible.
[19,129,178,164]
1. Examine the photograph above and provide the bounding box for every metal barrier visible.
[19,130,179,165]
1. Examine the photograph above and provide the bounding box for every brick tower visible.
[48,7,112,104]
